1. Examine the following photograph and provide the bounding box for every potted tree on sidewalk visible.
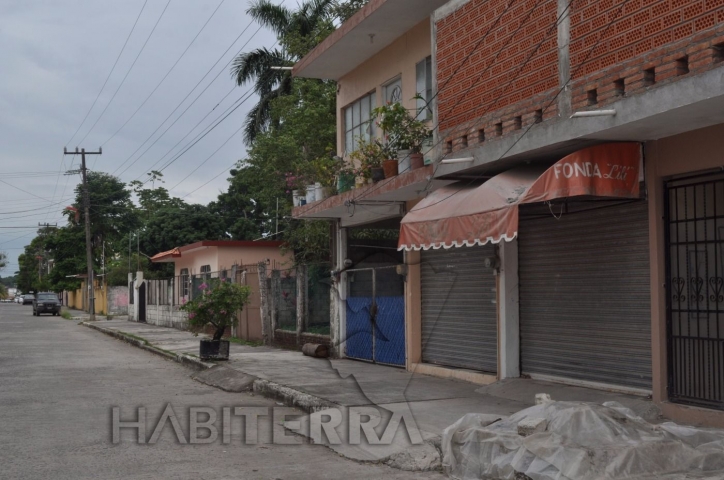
[180,279,251,360]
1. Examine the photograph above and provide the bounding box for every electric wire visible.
[112,24,264,178]
[395,0,632,215]
[65,0,150,148]
[99,0,227,150]
[75,0,172,147]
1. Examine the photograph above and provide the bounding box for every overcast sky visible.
[0,0,294,274]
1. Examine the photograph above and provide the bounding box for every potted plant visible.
[311,155,338,200]
[350,137,386,183]
[285,172,307,206]
[373,101,431,173]
[180,279,251,360]
[336,160,356,193]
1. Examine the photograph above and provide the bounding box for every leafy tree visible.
[0,251,6,272]
[231,0,339,142]
[138,202,229,264]
[74,171,140,252]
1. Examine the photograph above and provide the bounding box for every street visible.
[0,303,443,480]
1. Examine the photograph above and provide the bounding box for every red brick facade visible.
[570,0,724,109]
[437,0,724,152]
[436,0,559,138]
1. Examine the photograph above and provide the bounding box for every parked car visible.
[15,295,23,304]
[22,294,34,305]
[32,293,60,316]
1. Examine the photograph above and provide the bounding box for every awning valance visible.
[398,142,642,251]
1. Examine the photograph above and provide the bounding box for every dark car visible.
[32,293,60,316]
[22,294,35,305]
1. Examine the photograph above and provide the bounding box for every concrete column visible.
[128,273,135,321]
[257,262,271,345]
[498,239,520,379]
[295,265,307,345]
[557,0,572,118]
[645,141,667,403]
[133,271,144,322]
[405,250,422,370]
[331,223,347,358]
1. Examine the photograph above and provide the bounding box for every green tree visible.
[138,202,229,264]
[0,251,6,272]
[231,0,339,143]
[74,171,139,252]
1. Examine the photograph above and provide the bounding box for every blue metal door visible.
[345,266,405,366]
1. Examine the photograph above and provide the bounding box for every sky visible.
[0,0,294,275]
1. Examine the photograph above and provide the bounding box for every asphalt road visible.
[0,303,443,479]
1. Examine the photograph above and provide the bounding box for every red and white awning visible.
[398,143,642,251]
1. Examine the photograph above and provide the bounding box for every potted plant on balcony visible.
[336,162,356,193]
[311,154,338,200]
[350,137,386,183]
[180,279,251,360]
[373,101,431,173]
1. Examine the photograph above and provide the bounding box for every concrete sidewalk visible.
[83,319,661,470]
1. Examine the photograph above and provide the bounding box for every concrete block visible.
[517,417,547,437]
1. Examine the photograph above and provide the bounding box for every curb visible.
[81,321,339,413]
[80,321,442,471]
[81,322,213,371]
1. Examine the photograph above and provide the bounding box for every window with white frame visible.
[200,265,211,276]
[344,92,375,154]
[416,56,433,120]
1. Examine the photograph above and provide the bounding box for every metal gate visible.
[666,175,724,410]
[345,266,405,366]
[518,200,651,389]
[420,246,498,372]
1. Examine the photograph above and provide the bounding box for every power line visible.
[75,0,172,147]
[400,0,631,214]
[99,0,227,149]
[153,90,254,176]
[65,0,150,148]
[180,161,238,199]
[112,23,264,178]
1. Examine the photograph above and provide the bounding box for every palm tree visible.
[231,0,337,144]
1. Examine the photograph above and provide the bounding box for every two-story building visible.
[294,0,724,427]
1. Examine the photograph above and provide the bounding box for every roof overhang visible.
[150,241,284,263]
[293,0,449,80]
[292,165,453,228]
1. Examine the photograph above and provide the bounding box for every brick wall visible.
[436,0,724,152]
[436,0,559,147]
[570,0,724,110]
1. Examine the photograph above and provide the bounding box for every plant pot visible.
[383,159,398,178]
[199,339,230,360]
[409,152,425,170]
[371,167,385,183]
[316,186,332,200]
[397,149,411,174]
[292,190,304,207]
[354,176,366,189]
[305,184,317,203]
[314,182,324,201]
[337,173,354,193]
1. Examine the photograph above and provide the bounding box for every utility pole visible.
[64,147,102,320]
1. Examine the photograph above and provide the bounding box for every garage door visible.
[420,246,497,372]
[518,200,651,389]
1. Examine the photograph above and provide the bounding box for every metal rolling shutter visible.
[518,200,651,389]
[421,246,498,372]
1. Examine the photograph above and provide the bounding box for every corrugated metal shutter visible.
[518,200,651,389]
[421,246,497,372]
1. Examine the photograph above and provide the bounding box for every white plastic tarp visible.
[441,401,724,480]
